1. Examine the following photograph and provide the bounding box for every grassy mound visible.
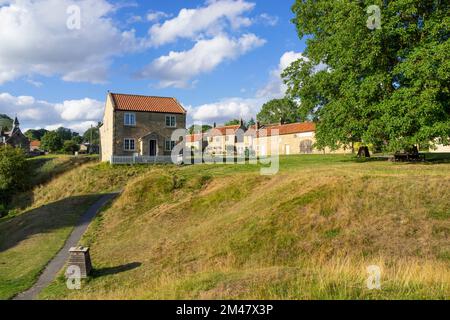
[0,157,157,299]
[36,156,450,299]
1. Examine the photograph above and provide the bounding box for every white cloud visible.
[146,10,171,22]
[186,97,264,125]
[258,13,279,26]
[148,0,255,46]
[0,92,103,134]
[54,98,104,121]
[0,0,143,84]
[187,51,314,125]
[256,51,306,99]
[139,33,265,88]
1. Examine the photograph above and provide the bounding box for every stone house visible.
[185,133,208,152]
[204,121,246,156]
[191,121,351,157]
[99,92,187,162]
[0,117,30,153]
[30,140,41,152]
[252,122,352,156]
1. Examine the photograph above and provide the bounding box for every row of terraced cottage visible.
[99,92,354,164]
[99,93,450,163]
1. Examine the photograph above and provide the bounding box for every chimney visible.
[240,118,244,127]
[213,122,216,128]
[256,121,261,130]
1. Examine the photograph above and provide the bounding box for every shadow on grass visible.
[92,262,142,278]
[0,194,101,253]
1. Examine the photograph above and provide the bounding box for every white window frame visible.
[124,113,136,126]
[124,138,136,151]
[165,139,176,151]
[165,115,176,128]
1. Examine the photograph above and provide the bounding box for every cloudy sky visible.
[0,0,306,133]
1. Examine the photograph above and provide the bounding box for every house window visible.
[124,138,136,151]
[124,113,136,126]
[165,139,176,151]
[165,115,176,127]
[215,136,221,143]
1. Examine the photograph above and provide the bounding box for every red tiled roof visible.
[186,133,204,142]
[257,122,316,137]
[207,125,243,136]
[110,93,186,114]
[30,140,41,147]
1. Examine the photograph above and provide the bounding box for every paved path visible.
[14,193,119,300]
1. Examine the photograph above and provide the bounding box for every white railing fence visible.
[111,155,182,165]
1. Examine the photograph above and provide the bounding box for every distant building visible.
[204,120,247,156]
[0,117,30,153]
[185,133,208,152]
[190,121,352,157]
[30,140,41,152]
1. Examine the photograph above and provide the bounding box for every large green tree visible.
[257,98,300,124]
[283,0,449,151]
[41,131,63,152]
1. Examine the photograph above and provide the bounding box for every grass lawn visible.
[26,154,449,300]
[0,156,153,299]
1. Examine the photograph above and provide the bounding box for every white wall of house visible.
[99,94,114,162]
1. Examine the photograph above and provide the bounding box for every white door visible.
[285,144,290,155]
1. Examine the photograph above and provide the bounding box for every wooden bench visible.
[393,152,425,162]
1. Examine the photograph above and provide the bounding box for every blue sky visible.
[0,0,307,133]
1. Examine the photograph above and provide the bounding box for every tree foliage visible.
[0,114,13,131]
[24,129,49,141]
[82,126,100,144]
[188,124,213,134]
[41,131,63,152]
[62,140,81,154]
[224,119,241,126]
[56,127,79,142]
[257,98,300,124]
[284,0,449,151]
[0,146,30,209]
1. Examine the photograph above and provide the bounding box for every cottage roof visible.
[207,125,244,137]
[256,122,316,137]
[110,93,186,114]
[186,133,204,142]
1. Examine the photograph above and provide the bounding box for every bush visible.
[0,145,30,207]
[62,140,80,154]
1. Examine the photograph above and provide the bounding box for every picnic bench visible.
[393,146,425,162]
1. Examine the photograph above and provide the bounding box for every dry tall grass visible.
[38,158,450,299]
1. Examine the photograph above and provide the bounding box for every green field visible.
[1,155,449,299]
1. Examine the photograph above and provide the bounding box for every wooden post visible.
[67,247,92,278]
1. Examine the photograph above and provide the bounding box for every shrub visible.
[62,140,80,154]
[0,145,30,207]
